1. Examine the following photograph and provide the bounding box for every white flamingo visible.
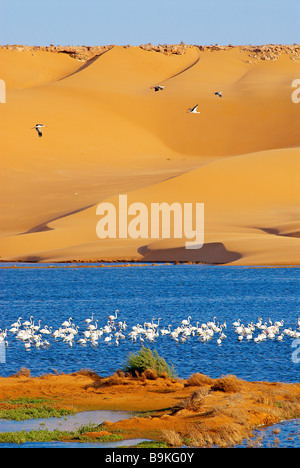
[109,310,118,322]
[62,318,72,328]
[23,316,34,328]
[85,313,94,325]
[87,320,98,331]
[181,316,191,326]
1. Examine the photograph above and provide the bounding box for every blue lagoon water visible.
[0,263,299,448]
[0,264,299,382]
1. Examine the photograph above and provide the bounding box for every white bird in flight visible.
[151,85,165,92]
[187,104,200,114]
[32,124,46,137]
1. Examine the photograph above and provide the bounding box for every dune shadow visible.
[254,226,300,239]
[138,242,242,264]
[18,205,94,235]
[20,255,42,263]
[159,52,201,85]
[58,46,114,82]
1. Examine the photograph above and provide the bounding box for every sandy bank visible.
[0,371,299,446]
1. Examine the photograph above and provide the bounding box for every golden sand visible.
[0,44,299,265]
[0,371,299,447]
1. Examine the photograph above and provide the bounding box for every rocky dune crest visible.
[1,43,299,61]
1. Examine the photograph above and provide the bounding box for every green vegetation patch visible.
[134,440,169,448]
[0,397,75,421]
[0,429,70,444]
[0,422,124,445]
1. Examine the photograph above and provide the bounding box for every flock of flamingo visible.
[1,311,300,351]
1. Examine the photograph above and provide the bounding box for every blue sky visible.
[1,0,299,46]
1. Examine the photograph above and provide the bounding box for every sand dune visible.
[0,44,299,264]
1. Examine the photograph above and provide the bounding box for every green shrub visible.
[124,347,176,378]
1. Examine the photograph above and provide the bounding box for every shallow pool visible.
[0,410,132,433]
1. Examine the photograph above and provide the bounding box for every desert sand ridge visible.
[1,43,300,60]
[0,44,299,264]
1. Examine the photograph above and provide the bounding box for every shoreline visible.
[0,370,299,447]
[0,261,299,268]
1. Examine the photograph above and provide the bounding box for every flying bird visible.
[151,85,165,92]
[32,124,46,137]
[187,104,200,114]
[214,91,222,98]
